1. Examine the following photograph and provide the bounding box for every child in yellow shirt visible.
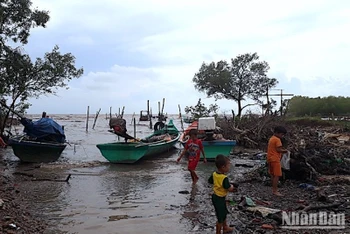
[208,155,236,234]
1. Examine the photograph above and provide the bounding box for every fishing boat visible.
[9,135,67,163]
[7,116,67,163]
[179,117,236,161]
[0,102,67,163]
[139,110,150,121]
[183,116,195,124]
[96,119,180,164]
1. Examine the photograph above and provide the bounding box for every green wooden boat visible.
[96,120,180,164]
[200,140,236,160]
[179,120,236,161]
[183,116,195,124]
[179,134,236,161]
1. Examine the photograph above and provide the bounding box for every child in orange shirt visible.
[267,126,288,196]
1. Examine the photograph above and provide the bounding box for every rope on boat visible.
[81,144,89,158]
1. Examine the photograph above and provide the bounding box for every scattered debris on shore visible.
[217,116,350,180]
[0,158,47,234]
[178,148,350,233]
[177,116,350,233]
[1,116,350,233]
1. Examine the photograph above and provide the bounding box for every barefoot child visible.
[0,135,7,148]
[208,155,235,234]
[177,129,206,184]
[267,126,288,196]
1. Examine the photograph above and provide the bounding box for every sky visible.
[22,0,350,114]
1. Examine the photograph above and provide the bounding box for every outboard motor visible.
[109,117,127,134]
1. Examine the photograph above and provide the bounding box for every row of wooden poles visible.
[85,106,125,132]
[84,103,185,133]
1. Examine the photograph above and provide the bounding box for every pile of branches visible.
[217,115,350,179]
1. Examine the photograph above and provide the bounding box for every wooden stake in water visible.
[149,115,153,130]
[178,104,184,132]
[131,112,135,124]
[86,106,90,132]
[92,108,101,130]
[147,100,150,120]
[158,101,161,116]
[161,98,165,115]
[133,118,136,139]
[121,106,125,118]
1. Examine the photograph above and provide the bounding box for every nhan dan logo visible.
[282,211,345,229]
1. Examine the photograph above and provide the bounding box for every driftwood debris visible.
[13,172,71,182]
[302,203,342,212]
[32,174,71,182]
[217,115,350,180]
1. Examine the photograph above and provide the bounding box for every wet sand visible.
[2,151,350,233]
[1,115,349,233]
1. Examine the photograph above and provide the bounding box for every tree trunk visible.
[237,99,242,118]
[0,112,8,135]
[0,101,16,135]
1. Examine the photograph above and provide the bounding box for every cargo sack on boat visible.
[148,133,172,143]
[109,117,127,133]
[20,117,66,143]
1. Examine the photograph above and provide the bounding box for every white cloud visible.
[66,36,94,46]
[25,0,350,114]
[28,64,209,114]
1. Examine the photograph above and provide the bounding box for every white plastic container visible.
[198,117,216,130]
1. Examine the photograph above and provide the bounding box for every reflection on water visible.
[42,158,193,234]
[1,114,258,233]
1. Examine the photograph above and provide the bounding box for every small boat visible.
[9,135,67,163]
[139,110,150,121]
[0,102,68,163]
[179,118,236,161]
[183,116,195,124]
[96,120,180,164]
[7,116,67,163]
[152,113,167,122]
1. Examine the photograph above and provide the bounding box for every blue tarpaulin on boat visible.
[20,118,66,143]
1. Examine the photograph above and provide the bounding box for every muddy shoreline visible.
[0,156,48,234]
[179,174,350,233]
[0,157,107,234]
[1,148,349,233]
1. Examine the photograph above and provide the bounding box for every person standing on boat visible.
[267,126,288,196]
[177,129,206,184]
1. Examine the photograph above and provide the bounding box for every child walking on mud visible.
[267,126,288,196]
[208,154,236,234]
[0,135,7,148]
[177,129,206,184]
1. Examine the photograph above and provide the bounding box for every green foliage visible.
[184,98,219,119]
[0,1,83,134]
[0,0,50,44]
[1,45,83,100]
[193,53,278,117]
[285,116,350,128]
[288,96,350,117]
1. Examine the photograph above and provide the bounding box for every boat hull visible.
[179,134,236,160]
[201,140,236,160]
[9,138,67,163]
[97,134,180,164]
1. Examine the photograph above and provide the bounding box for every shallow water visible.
[1,114,259,234]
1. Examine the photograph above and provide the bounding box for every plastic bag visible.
[281,151,290,170]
